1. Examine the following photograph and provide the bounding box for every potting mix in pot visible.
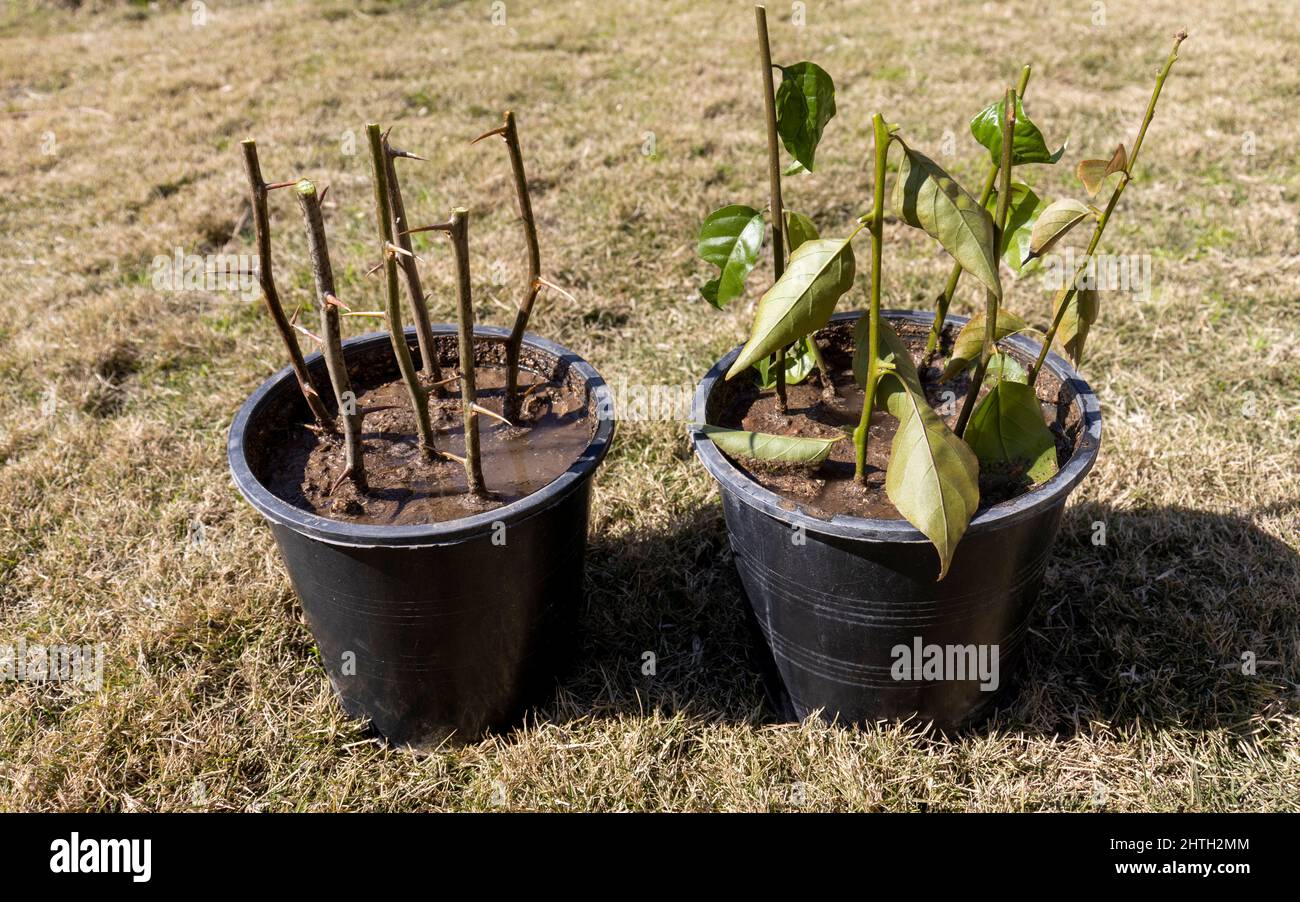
[686,8,1185,729]
[696,9,1186,579]
[229,113,615,747]
[241,116,595,525]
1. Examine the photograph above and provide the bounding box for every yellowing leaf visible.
[881,372,980,580]
[1076,144,1127,197]
[940,309,1029,381]
[1028,198,1092,260]
[696,424,842,465]
[1054,288,1100,366]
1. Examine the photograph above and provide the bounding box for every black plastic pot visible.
[690,310,1102,730]
[229,325,614,749]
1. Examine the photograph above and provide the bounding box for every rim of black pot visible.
[228,325,615,549]
[689,309,1103,542]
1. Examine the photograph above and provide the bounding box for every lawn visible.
[1,0,1297,811]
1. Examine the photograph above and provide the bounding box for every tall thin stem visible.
[755,3,787,413]
[1028,30,1187,385]
[955,88,1016,438]
[483,111,542,423]
[382,132,443,390]
[240,140,334,431]
[925,64,1032,356]
[366,123,436,458]
[446,208,488,498]
[295,180,365,491]
[853,115,891,485]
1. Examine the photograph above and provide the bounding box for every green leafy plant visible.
[696,9,1187,578]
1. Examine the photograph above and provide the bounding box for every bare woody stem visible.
[853,115,891,485]
[1028,30,1187,385]
[366,123,436,458]
[240,140,334,431]
[446,208,488,497]
[955,88,1016,438]
[382,132,443,390]
[295,180,365,491]
[477,111,541,422]
[755,3,787,413]
[925,64,1033,356]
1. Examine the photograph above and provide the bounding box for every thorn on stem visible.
[470,402,513,427]
[471,125,508,145]
[293,324,324,344]
[537,275,576,303]
[328,468,353,496]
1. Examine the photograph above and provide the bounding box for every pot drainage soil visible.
[711,318,1084,521]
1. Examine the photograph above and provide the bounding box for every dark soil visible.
[255,336,597,526]
[710,318,1082,521]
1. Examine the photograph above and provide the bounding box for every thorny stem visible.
[446,208,488,498]
[925,64,1033,356]
[755,3,787,413]
[853,115,890,485]
[1028,30,1187,386]
[955,87,1016,438]
[478,111,542,423]
[240,140,334,431]
[382,131,443,391]
[367,123,436,458]
[295,180,365,491]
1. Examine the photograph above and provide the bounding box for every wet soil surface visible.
[711,319,1082,521]
[257,341,597,526]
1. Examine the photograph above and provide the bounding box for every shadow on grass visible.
[543,501,1299,738]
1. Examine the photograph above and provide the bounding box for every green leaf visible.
[879,371,980,580]
[1076,144,1127,197]
[1028,198,1092,260]
[856,322,980,579]
[782,159,807,177]
[892,143,1001,298]
[1054,288,1099,365]
[783,210,819,254]
[697,204,765,308]
[701,278,721,309]
[984,351,1028,389]
[970,95,1066,166]
[696,423,842,465]
[754,335,816,388]
[964,379,1058,486]
[725,236,856,380]
[775,62,836,172]
[985,181,1042,274]
[940,309,1029,381]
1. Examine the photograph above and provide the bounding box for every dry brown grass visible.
[0,0,1297,811]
